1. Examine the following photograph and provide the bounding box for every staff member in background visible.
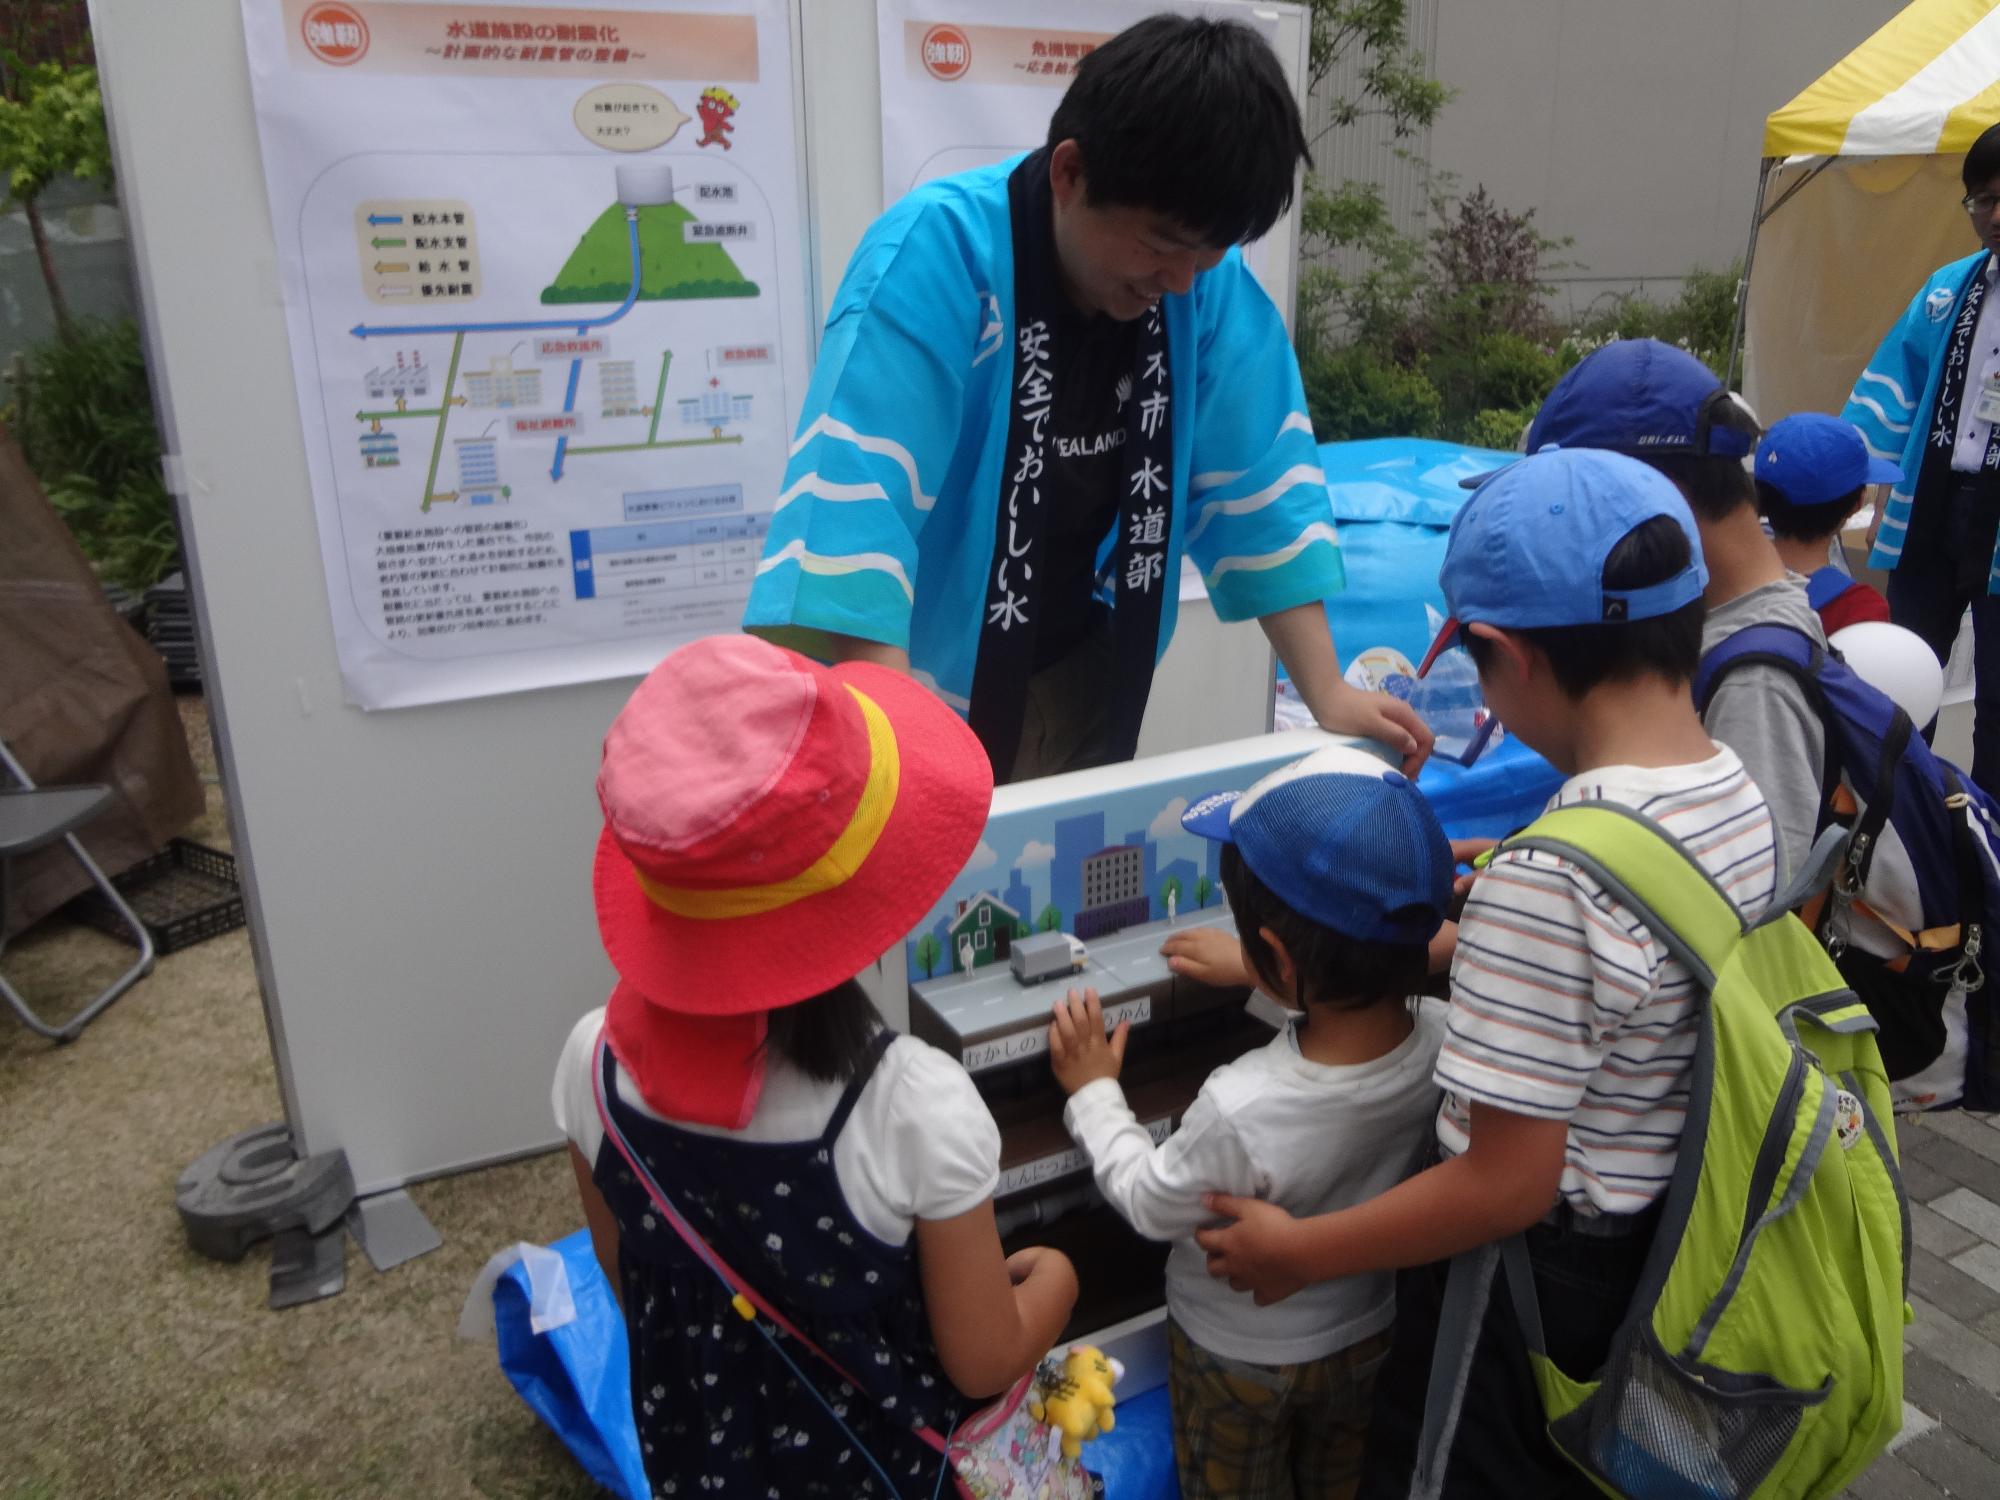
[744,15,1430,783]
[1845,119,2000,790]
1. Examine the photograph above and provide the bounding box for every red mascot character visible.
[696,87,738,150]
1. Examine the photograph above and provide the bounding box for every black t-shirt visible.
[1031,292,1139,670]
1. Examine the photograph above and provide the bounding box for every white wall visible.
[1423,0,1900,319]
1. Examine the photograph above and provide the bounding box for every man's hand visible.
[1048,988,1129,1095]
[1258,604,1433,776]
[1316,682,1434,778]
[1194,1193,1309,1306]
[1161,926,1252,988]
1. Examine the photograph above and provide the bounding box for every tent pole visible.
[1725,157,1775,392]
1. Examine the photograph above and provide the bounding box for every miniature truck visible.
[1010,930,1088,985]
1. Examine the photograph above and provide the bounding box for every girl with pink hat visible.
[550,634,1082,1498]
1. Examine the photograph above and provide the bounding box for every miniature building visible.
[947,890,1021,971]
[1076,844,1148,940]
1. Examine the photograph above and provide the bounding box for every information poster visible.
[877,0,1284,249]
[242,1,809,708]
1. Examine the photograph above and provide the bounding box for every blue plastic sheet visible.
[1419,734,1565,843]
[1300,436,1512,673]
[495,1229,648,1500]
[1084,1382,1181,1499]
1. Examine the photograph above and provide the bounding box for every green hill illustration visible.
[540,202,758,304]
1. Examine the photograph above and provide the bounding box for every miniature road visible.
[913,907,1240,1039]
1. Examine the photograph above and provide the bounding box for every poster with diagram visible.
[241,0,809,708]
[876,0,1285,251]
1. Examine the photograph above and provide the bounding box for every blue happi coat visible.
[743,156,1345,711]
[1843,249,2000,592]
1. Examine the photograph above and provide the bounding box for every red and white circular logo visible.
[301,2,370,67]
[921,24,971,82]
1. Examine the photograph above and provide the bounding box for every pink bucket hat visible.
[595,635,991,1126]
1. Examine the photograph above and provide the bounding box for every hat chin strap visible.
[631,683,902,921]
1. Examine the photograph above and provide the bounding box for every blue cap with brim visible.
[1755,412,1904,508]
[1459,338,1758,487]
[1181,744,1451,946]
[1423,448,1709,671]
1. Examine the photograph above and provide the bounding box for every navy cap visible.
[1458,338,1760,488]
[1755,412,1903,508]
[1181,743,1452,945]
[1423,449,1708,670]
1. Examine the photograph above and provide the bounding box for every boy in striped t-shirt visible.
[1195,449,1776,1497]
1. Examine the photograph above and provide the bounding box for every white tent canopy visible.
[1742,0,2000,422]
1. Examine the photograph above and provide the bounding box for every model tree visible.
[1195,874,1215,909]
[913,932,941,980]
[1037,904,1062,934]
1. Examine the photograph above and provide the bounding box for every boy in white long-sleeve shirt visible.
[1046,743,1452,1500]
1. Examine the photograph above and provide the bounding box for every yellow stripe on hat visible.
[633,683,901,920]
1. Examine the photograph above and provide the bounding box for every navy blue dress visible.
[594,1031,969,1498]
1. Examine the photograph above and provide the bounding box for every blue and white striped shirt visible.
[1435,749,1777,1216]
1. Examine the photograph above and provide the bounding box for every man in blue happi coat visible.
[1845,121,2000,789]
[744,15,1431,782]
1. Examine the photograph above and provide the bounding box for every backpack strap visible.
[1692,624,1844,841]
[1502,802,1747,988]
[1941,765,1990,998]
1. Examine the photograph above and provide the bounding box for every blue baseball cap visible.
[1754,412,1903,508]
[1181,743,1451,945]
[1459,338,1760,487]
[1421,448,1708,671]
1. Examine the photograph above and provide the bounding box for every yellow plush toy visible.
[1029,1345,1120,1459]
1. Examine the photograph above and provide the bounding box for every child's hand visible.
[1194,1193,1309,1306]
[1048,989,1128,1095]
[1161,926,1251,988]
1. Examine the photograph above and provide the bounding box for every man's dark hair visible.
[1632,452,1756,523]
[1219,845,1427,1010]
[765,978,883,1082]
[1046,15,1308,247]
[1756,478,1865,543]
[1965,121,2000,191]
[1464,515,1706,698]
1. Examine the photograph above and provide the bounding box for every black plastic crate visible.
[73,838,245,955]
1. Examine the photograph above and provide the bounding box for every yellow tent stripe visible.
[1765,0,2000,158]
[1941,75,2000,151]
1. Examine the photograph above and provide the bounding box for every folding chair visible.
[0,739,156,1041]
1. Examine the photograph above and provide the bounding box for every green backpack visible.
[1416,804,1910,1500]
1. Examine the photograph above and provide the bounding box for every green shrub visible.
[10,316,177,592]
[1569,262,1741,373]
[1301,343,1441,441]
[1427,329,1563,435]
[1463,405,1535,452]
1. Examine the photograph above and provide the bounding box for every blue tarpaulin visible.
[1309,436,1512,673]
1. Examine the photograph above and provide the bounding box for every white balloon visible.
[1829,622,1944,728]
